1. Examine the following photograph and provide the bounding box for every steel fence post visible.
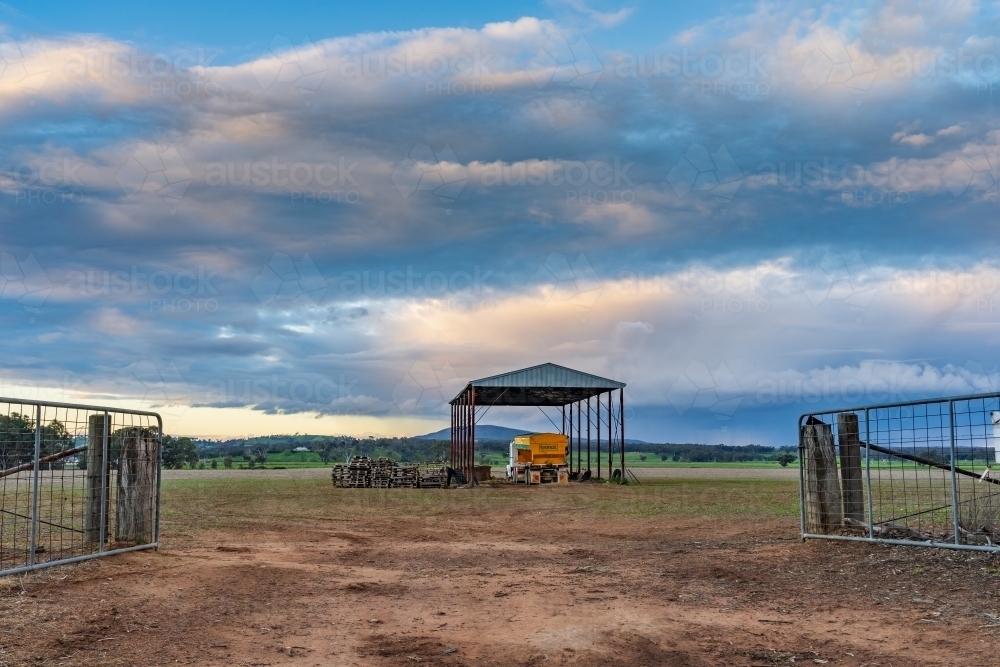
[29,403,42,568]
[797,415,806,540]
[99,411,109,553]
[865,409,874,539]
[949,400,960,545]
[154,415,163,549]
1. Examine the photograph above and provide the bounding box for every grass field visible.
[159,475,802,538]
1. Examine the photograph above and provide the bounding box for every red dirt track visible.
[2,480,999,666]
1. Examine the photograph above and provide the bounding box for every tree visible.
[777,454,796,467]
[42,419,73,455]
[210,459,218,469]
[163,436,199,469]
[639,454,647,462]
[0,412,35,469]
[672,453,681,462]
[223,456,233,469]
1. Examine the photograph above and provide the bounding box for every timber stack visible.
[417,462,448,488]
[331,457,430,489]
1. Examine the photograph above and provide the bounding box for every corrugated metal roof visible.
[470,363,625,389]
[449,363,625,406]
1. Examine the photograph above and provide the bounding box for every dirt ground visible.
[2,474,999,666]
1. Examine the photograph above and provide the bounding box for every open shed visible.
[449,363,626,483]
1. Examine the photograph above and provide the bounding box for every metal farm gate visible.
[0,398,162,575]
[799,392,1000,552]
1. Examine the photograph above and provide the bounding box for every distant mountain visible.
[416,424,527,441]
[416,424,647,444]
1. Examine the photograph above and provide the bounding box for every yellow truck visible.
[507,433,570,484]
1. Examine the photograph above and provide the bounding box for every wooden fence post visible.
[802,416,843,533]
[85,414,109,544]
[116,427,158,543]
[837,413,865,524]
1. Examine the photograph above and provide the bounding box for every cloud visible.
[892,130,934,147]
[554,0,634,28]
[1,5,999,443]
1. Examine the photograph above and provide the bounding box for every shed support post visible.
[458,390,464,482]
[608,391,612,477]
[586,396,591,475]
[619,388,625,478]
[568,402,573,472]
[576,400,581,475]
[469,386,476,484]
[597,394,601,479]
[458,393,462,479]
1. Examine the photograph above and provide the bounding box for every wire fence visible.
[799,392,1000,552]
[0,397,162,576]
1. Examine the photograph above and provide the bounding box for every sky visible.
[0,0,998,445]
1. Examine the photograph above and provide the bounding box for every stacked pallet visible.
[371,457,395,488]
[331,464,352,487]
[391,464,418,488]
[332,457,446,489]
[347,456,373,487]
[418,462,448,488]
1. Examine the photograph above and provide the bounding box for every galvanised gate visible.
[800,392,1000,551]
[0,397,162,575]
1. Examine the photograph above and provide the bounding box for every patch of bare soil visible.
[2,491,999,666]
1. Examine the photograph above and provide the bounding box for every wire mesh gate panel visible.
[799,392,1000,552]
[0,397,162,576]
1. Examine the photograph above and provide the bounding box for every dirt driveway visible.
[1,473,998,666]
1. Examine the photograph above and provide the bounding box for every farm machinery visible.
[506,433,570,484]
